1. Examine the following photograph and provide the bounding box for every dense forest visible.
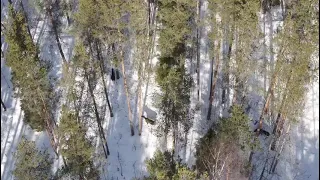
[1,0,318,179]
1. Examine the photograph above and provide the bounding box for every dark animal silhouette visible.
[111,68,115,81]
[254,128,270,136]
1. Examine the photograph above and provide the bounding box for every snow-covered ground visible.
[279,79,319,180]
[1,1,319,180]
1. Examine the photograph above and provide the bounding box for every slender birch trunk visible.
[120,50,135,136]
[138,3,157,135]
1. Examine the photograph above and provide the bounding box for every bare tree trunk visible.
[222,37,231,105]
[138,80,143,135]
[148,0,151,28]
[270,123,290,173]
[170,98,178,163]
[137,56,147,135]
[65,8,71,26]
[207,42,220,120]
[172,123,177,164]
[224,24,234,106]
[196,0,201,101]
[138,4,149,136]
[226,163,230,180]
[1,22,5,31]
[232,27,238,105]
[270,71,292,150]
[1,98,7,111]
[256,23,289,134]
[120,51,135,136]
[38,88,58,156]
[263,4,268,97]
[96,41,113,117]
[259,157,268,180]
[139,7,157,135]
[47,7,68,64]
[85,69,110,157]
[280,0,285,18]
[256,71,277,135]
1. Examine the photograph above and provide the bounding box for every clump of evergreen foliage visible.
[13,137,53,180]
[153,0,194,148]
[145,150,209,180]
[5,5,52,131]
[55,106,99,179]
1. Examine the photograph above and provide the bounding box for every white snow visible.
[1,1,318,180]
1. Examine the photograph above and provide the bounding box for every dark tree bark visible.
[111,69,115,81]
[270,71,292,151]
[222,26,233,106]
[95,40,113,117]
[148,0,151,28]
[47,4,68,64]
[85,68,110,157]
[171,101,177,163]
[207,42,220,120]
[137,71,144,135]
[256,71,277,135]
[65,10,71,26]
[1,98,6,111]
[38,89,59,156]
[270,123,290,173]
[1,22,6,32]
[196,0,202,101]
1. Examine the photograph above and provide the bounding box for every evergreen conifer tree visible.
[13,137,53,180]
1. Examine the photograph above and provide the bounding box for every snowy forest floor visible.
[1,0,319,180]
